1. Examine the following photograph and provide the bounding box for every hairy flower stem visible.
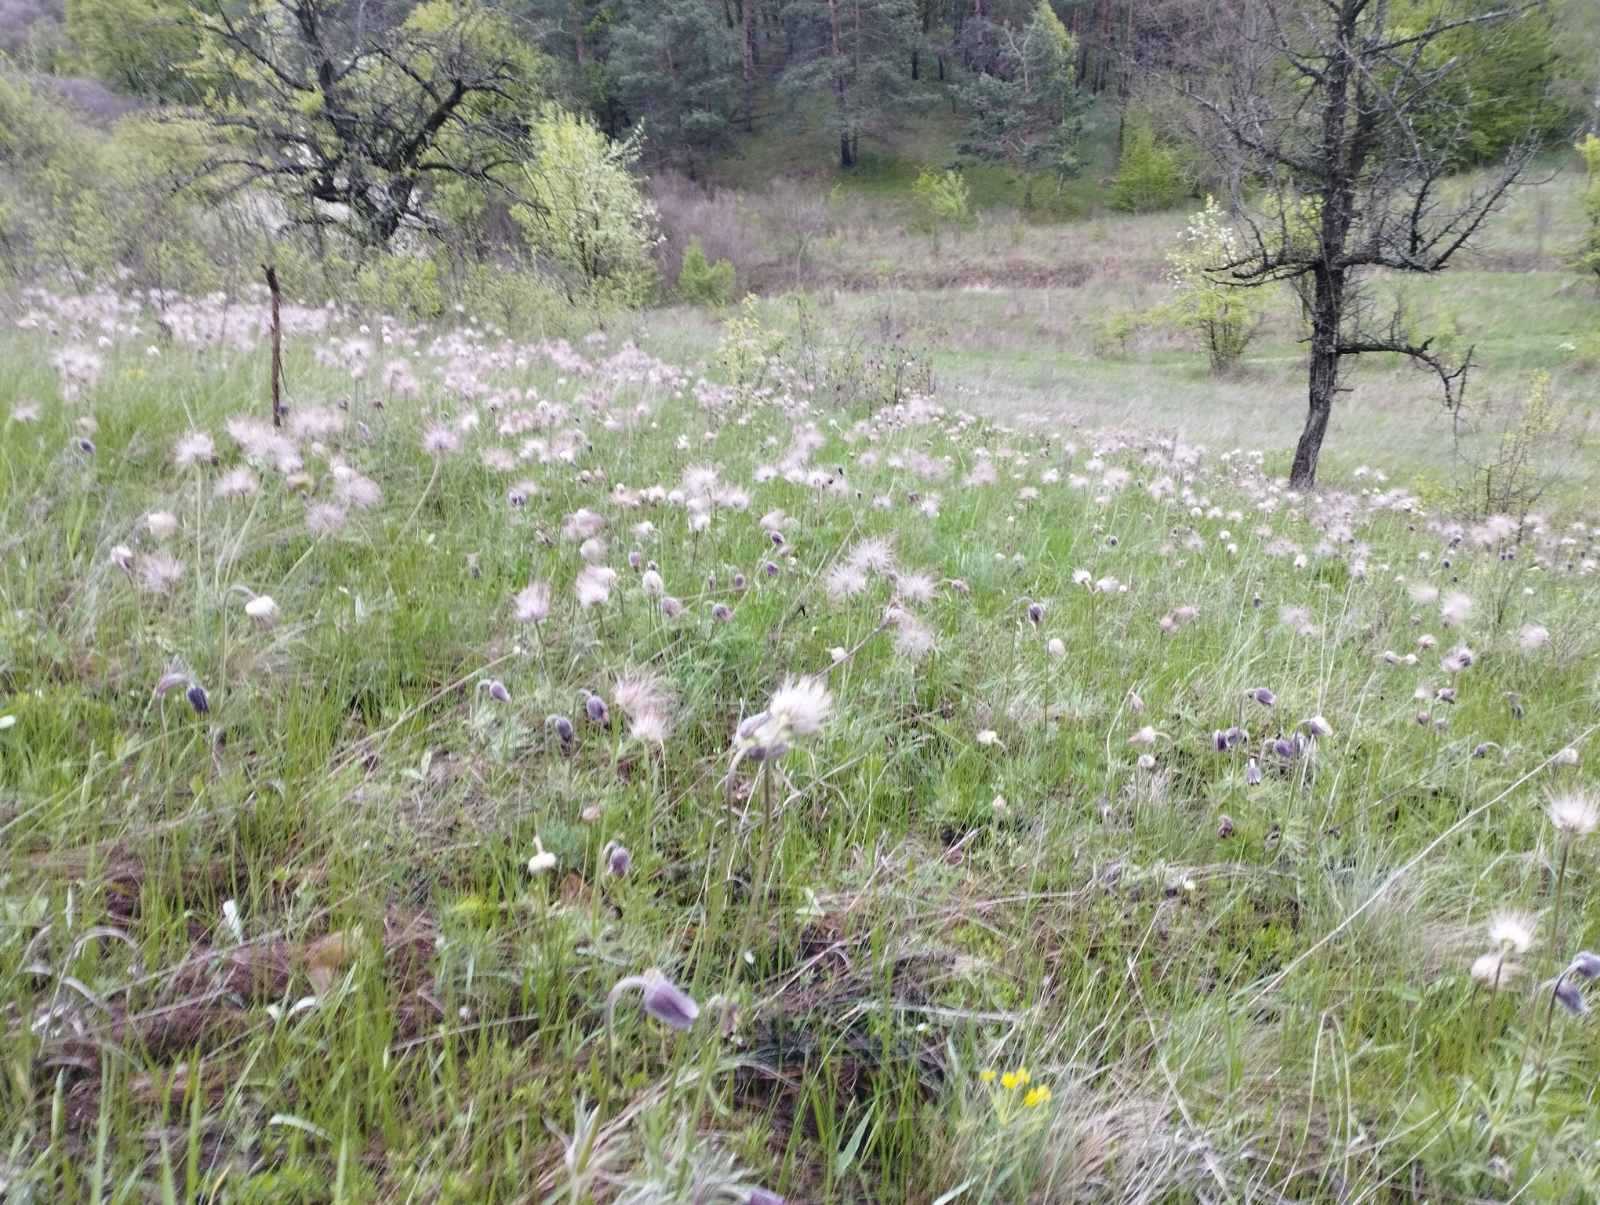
[742,764,780,959]
[1528,969,1570,1108]
[1551,834,1573,959]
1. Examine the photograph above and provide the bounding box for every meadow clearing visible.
[2,164,1600,1202]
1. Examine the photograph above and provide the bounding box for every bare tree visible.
[184,0,540,247]
[1178,0,1546,488]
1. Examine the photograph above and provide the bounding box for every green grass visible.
[3,267,1600,1201]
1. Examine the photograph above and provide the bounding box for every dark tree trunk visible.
[911,47,919,79]
[1291,270,1343,490]
[840,130,855,167]
[742,0,756,131]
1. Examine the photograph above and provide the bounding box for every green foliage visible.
[354,254,446,321]
[1394,0,1572,166]
[910,167,973,242]
[1158,197,1265,373]
[958,0,1088,197]
[1576,135,1600,286]
[0,70,232,291]
[609,0,743,168]
[1110,120,1187,214]
[65,0,201,98]
[676,239,737,307]
[778,0,928,170]
[515,106,660,306]
[716,295,787,397]
[186,0,544,249]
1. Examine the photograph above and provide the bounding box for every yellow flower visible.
[1000,1068,1031,1091]
[1023,1085,1053,1109]
[978,1069,996,1083]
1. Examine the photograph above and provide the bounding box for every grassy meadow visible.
[2,161,1600,1203]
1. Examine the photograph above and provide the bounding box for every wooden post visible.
[263,264,284,429]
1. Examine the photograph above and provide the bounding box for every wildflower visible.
[1552,745,1579,766]
[977,729,1001,748]
[9,400,40,423]
[766,676,833,738]
[660,596,684,619]
[77,437,96,455]
[576,565,616,609]
[1550,976,1588,1017]
[1566,952,1600,981]
[145,511,179,541]
[421,424,460,455]
[110,544,135,572]
[711,602,734,622]
[1245,758,1262,786]
[1047,637,1066,658]
[1128,726,1160,748]
[215,467,260,499]
[479,679,512,703]
[748,1190,787,1205]
[244,595,278,625]
[585,694,609,725]
[305,503,347,536]
[1000,1068,1031,1091]
[641,569,664,598]
[1247,687,1276,708]
[1136,753,1156,771]
[1303,715,1333,738]
[1440,592,1473,627]
[1441,646,1474,674]
[1217,814,1235,838]
[527,837,557,874]
[1127,691,1144,714]
[629,710,671,746]
[135,551,184,595]
[1026,602,1044,626]
[514,582,551,624]
[1548,793,1600,836]
[1470,952,1520,990]
[604,841,632,877]
[185,684,210,715]
[1023,1085,1052,1109]
[824,563,869,601]
[1519,623,1551,652]
[173,431,215,468]
[548,714,576,753]
[608,968,699,1032]
[1488,911,1536,955]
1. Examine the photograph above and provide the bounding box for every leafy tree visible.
[183,0,543,248]
[1180,0,1544,488]
[1110,119,1185,212]
[1395,0,1570,166]
[910,165,972,244]
[958,0,1088,200]
[780,0,927,169]
[514,106,659,304]
[609,0,743,170]
[66,0,202,99]
[677,238,737,305]
[1161,195,1264,373]
[1577,134,1600,286]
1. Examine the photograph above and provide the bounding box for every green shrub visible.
[1111,122,1187,213]
[1576,135,1600,287]
[677,239,737,307]
[1160,195,1265,373]
[355,254,446,320]
[910,167,973,243]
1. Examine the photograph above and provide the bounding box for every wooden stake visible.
[263,263,284,428]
